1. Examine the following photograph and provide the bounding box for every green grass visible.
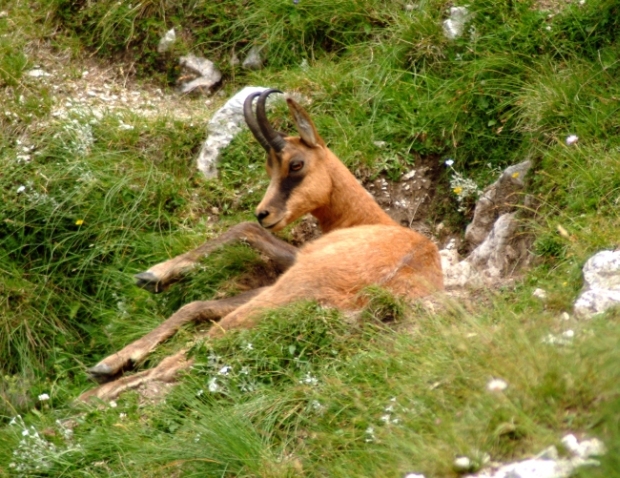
[1,0,620,475]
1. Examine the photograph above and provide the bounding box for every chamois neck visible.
[311,156,397,234]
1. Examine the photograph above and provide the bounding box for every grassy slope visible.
[1,0,619,476]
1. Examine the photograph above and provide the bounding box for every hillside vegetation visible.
[1,0,619,476]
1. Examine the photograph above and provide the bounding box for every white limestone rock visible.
[465,161,531,247]
[443,7,473,40]
[157,28,176,53]
[467,213,519,280]
[178,54,222,94]
[196,86,274,178]
[466,434,605,478]
[574,250,620,318]
[242,46,264,70]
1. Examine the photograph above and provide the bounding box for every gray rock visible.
[574,250,620,318]
[26,69,52,78]
[242,46,263,70]
[440,242,482,289]
[178,54,222,94]
[465,161,531,247]
[157,28,176,53]
[439,161,532,288]
[532,288,547,300]
[443,6,473,40]
[466,434,604,478]
[467,213,519,280]
[196,86,274,178]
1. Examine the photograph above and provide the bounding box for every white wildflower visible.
[299,373,319,386]
[445,158,454,167]
[208,377,220,392]
[365,426,376,442]
[542,329,575,346]
[566,134,579,146]
[218,365,231,376]
[17,185,26,193]
[109,400,118,408]
[196,389,204,397]
[487,378,508,392]
[119,413,127,420]
[38,393,50,401]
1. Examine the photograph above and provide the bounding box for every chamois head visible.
[244,89,334,232]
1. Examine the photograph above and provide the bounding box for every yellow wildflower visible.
[75,219,84,226]
[511,172,520,178]
[453,186,463,195]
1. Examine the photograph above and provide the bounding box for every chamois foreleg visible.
[79,349,191,402]
[87,288,266,383]
[135,222,298,293]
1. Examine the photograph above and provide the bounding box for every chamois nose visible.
[255,210,270,223]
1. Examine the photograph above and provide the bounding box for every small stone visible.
[242,46,263,70]
[26,69,52,78]
[453,456,473,472]
[562,434,606,458]
[574,250,620,318]
[533,288,547,300]
[178,54,222,94]
[487,378,508,392]
[443,6,473,40]
[157,28,176,53]
[401,169,417,181]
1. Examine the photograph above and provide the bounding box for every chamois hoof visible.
[87,363,122,383]
[135,271,163,293]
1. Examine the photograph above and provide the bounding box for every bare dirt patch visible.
[15,42,219,126]
[365,155,443,234]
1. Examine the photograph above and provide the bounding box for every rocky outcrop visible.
[574,250,620,318]
[196,86,270,178]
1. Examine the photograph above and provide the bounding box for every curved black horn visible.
[243,91,271,152]
[257,89,286,153]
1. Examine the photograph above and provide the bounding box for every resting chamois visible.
[80,89,443,401]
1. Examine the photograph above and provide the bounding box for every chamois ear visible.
[286,98,325,148]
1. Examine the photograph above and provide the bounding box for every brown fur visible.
[80,92,443,401]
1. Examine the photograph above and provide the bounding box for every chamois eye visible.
[289,160,304,172]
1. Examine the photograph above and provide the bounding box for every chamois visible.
[80,89,443,401]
